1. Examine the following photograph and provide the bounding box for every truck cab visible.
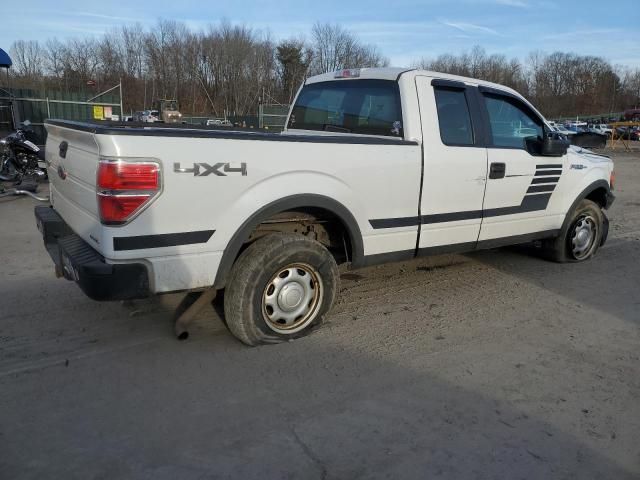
[285,68,612,252]
[155,99,182,123]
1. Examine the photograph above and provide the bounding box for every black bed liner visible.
[44,119,418,145]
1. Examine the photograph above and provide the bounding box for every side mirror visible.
[542,130,570,157]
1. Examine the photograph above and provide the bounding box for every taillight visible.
[97,162,159,190]
[97,159,160,225]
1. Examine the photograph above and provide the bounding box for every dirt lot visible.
[1,147,639,479]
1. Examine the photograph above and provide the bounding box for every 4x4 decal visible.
[174,162,247,176]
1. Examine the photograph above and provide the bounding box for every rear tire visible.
[543,199,604,262]
[224,233,339,346]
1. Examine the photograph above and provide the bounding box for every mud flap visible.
[600,212,609,246]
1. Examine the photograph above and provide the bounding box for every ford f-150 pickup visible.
[35,67,615,345]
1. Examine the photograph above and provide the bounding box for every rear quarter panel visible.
[95,133,421,263]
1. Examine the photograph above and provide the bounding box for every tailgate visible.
[45,122,102,249]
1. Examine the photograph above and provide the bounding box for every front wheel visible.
[224,233,339,346]
[543,199,604,262]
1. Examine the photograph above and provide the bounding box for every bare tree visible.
[309,23,388,75]
[414,46,638,119]
[10,40,44,83]
[43,39,66,89]
[60,39,100,90]
[5,24,639,120]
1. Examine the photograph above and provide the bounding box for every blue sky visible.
[1,0,638,67]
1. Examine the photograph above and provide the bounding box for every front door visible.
[415,76,488,253]
[478,89,563,241]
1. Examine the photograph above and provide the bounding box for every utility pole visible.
[119,78,124,120]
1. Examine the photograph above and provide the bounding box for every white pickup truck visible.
[36,67,615,346]
[589,124,612,135]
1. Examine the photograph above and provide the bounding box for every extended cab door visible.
[477,87,562,241]
[415,76,488,252]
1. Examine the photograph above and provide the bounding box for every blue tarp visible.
[0,48,12,68]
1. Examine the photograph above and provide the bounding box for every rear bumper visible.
[34,205,150,301]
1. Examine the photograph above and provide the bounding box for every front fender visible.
[561,179,611,234]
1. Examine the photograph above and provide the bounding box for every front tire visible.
[543,199,604,262]
[224,233,339,346]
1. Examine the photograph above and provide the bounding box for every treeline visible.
[416,47,640,119]
[7,22,640,118]
[7,21,386,116]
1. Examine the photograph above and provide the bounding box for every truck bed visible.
[45,119,417,145]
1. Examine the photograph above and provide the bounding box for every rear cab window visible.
[434,88,475,146]
[288,79,403,137]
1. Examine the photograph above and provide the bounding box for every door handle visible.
[489,162,506,179]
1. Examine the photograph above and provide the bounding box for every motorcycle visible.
[0,120,48,184]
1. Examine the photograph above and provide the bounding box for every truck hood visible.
[566,145,612,166]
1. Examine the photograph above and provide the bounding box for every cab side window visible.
[434,88,474,146]
[483,94,543,149]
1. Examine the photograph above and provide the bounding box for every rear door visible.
[415,76,488,253]
[478,88,561,241]
[287,77,422,259]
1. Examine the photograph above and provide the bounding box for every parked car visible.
[589,124,612,135]
[565,124,608,148]
[615,127,640,141]
[141,110,160,123]
[37,67,615,346]
[206,119,233,127]
[551,124,575,136]
[567,121,588,131]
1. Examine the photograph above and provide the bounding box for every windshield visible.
[288,79,403,137]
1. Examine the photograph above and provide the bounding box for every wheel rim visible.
[262,263,323,334]
[570,214,598,260]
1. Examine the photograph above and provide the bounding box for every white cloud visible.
[542,28,620,41]
[73,12,140,22]
[495,0,529,7]
[439,20,500,36]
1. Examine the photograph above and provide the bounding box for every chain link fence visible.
[0,86,122,145]
[259,104,289,131]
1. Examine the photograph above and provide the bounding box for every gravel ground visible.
[1,148,639,479]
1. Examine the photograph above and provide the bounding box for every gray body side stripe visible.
[370,164,562,229]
